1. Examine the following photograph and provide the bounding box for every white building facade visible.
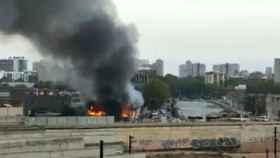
[205,72,225,87]
[0,71,38,82]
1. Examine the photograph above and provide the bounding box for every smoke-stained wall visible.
[0,0,141,106]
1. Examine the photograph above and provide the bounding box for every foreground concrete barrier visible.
[0,116,24,125]
[42,123,280,153]
[0,107,23,117]
[0,142,125,158]
[25,116,114,127]
[1,122,280,157]
[0,137,84,154]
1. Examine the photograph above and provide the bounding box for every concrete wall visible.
[0,107,23,117]
[0,145,126,158]
[0,116,23,125]
[40,123,280,153]
[0,123,280,157]
[25,116,114,127]
[0,137,83,154]
[0,133,124,158]
[0,107,23,125]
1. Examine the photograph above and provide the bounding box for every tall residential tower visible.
[213,63,240,79]
[0,57,27,72]
[179,60,206,78]
[274,58,280,83]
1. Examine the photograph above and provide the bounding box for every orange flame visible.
[87,105,106,117]
[121,104,135,119]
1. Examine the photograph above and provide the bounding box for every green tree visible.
[246,79,280,94]
[163,74,178,97]
[224,78,246,88]
[177,77,206,98]
[143,79,171,110]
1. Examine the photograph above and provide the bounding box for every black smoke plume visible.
[0,0,140,105]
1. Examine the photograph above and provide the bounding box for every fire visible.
[87,104,106,117]
[86,101,138,120]
[121,104,136,119]
[121,111,130,118]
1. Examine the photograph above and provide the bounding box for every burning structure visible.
[86,100,138,121]
[0,0,144,119]
[87,101,106,117]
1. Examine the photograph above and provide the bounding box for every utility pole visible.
[100,140,104,158]
[274,127,277,158]
[128,135,134,154]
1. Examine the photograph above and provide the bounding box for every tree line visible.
[140,74,280,110]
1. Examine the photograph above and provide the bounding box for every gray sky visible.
[1,0,280,75]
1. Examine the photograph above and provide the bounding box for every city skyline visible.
[0,54,277,76]
[0,37,278,75]
[1,0,280,75]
